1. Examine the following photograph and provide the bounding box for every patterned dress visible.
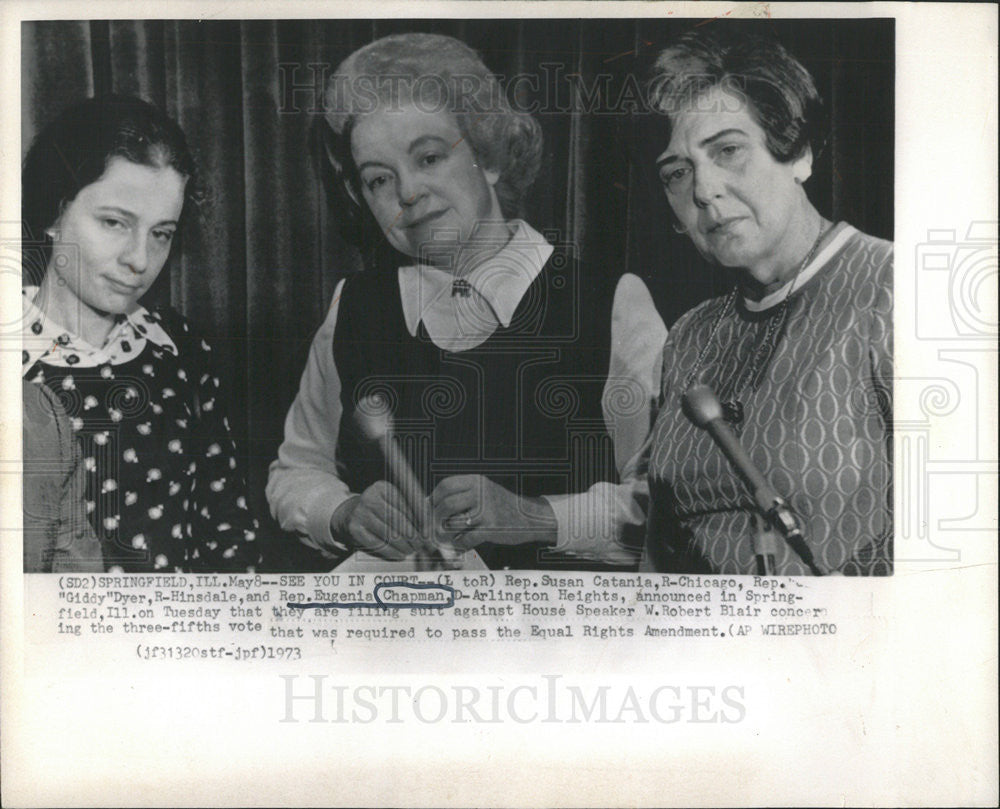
[645,224,893,575]
[22,289,260,572]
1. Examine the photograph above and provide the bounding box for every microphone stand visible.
[354,397,461,571]
[682,385,811,575]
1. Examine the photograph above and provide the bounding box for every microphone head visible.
[354,394,393,440]
[682,384,725,428]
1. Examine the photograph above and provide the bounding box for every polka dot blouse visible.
[22,289,260,573]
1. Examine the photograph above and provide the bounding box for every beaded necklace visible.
[684,222,831,427]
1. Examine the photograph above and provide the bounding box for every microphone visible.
[682,384,808,575]
[354,395,460,570]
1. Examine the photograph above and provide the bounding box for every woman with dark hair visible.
[21,94,260,572]
[268,33,666,570]
[641,30,893,575]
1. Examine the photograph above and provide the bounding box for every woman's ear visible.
[471,145,500,186]
[792,144,814,184]
[45,200,68,239]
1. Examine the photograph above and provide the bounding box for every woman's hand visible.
[429,475,558,550]
[332,481,426,560]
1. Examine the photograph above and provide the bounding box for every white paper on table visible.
[335,549,489,572]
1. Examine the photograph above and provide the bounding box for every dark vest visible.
[333,252,628,570]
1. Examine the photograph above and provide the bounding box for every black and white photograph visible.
[18,15,893,576]
[1,2,996,807]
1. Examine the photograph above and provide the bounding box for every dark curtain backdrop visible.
[21,18,894,568]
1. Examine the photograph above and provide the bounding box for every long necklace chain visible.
[684,222,831,426]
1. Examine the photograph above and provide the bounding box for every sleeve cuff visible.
[305,492,353,555]
[543,493,575,553]
[542,487,638,565]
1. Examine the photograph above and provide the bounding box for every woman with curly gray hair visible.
[268,33,666,571]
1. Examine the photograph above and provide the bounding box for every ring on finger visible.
[443,510,475,532]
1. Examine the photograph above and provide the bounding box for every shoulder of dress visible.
[840,228,894,272]
[146,305,216,358]
[337,269,397,315]
[343,267,394,295]
[337,269,405,338]
[146,304,188,335]
[657,294,730,360]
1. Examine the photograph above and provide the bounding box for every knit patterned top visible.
[645,224,893,575]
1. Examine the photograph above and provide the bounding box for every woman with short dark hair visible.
[642,30,893,575]
[21,95,260,572]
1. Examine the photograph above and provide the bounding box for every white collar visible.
[22,286,178,375]
[742,223,856,312]
[398,220,554,345]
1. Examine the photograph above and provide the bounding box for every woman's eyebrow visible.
[93,205,137,221]
[94,205,178,227]
[407,134,450,154]
[356,158,390,173]
[657,127,749,166]
[699,128,748,148]
[357,134,453,171]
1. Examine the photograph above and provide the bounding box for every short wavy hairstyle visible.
[22,94,199,282]
[646,29,827,165]
[321,32,543,227]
